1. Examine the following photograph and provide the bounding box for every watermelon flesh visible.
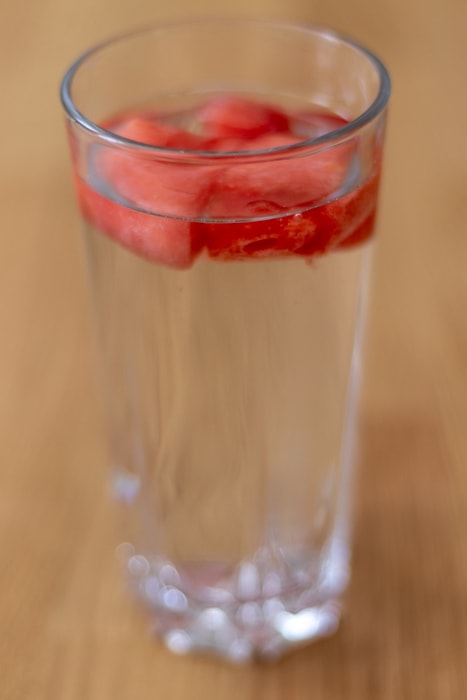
[75,96,380,268]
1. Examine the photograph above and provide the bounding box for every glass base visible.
[121,540,349,662]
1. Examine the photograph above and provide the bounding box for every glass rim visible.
[60,18,391,160]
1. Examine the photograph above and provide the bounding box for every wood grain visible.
[1,0,466,698]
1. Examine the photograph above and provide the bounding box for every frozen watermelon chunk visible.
[199,213,316,261]
[77,180,202,268]
[197,96,289,139]
[198,107,358,260]
[104,115,220,216]
[204,134,302,220]
[77,116,219,268]
[202,172,379,262]
[205,132,352,218]
[113,114,213,150]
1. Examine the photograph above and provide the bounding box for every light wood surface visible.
[1,0,467,698]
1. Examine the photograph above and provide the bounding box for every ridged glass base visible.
[122,540,349,662]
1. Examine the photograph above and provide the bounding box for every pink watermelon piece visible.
[202,131,356,259]
[78,116,219,268]
[197,96,290,139]
[202,172,379,262]
[204,132,353,219]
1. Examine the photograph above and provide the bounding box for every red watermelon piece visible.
[201,171,379,262]
[77,179,203,268]
[288,171,380,257]
[197,96,289,139]
[202,131,356,259]
[77,116,219,268]
[205,132,353,218]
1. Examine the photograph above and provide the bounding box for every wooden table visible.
[1,1,466,697]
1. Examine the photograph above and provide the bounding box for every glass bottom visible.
[120,537,349,662]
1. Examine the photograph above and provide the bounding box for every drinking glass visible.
[61,19,390,662]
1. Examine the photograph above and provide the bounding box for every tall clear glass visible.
[61,20,390,662]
